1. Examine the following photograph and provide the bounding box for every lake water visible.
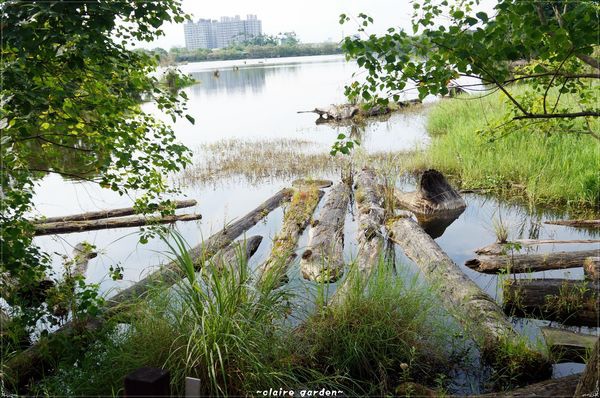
[31,54,597,388]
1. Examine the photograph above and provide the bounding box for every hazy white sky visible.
[135,1,426,49]
[136,0,498,50]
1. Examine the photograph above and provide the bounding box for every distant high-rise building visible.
[184,15,262,50]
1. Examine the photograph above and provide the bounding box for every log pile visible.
[301,182,351,282]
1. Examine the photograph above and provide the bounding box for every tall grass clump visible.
[295,263,464,395]
[414,85,600,212]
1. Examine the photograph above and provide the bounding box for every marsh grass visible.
[411,86,600,212]
[179,138,413,187]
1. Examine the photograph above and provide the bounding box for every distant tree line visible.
[140,33,342,64]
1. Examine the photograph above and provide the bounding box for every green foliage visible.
[340,1,599,137]
[1,1,192,330]
[413,87,600,210]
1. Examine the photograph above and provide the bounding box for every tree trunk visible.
[541,326,598,364]
[575,337,600,397]
[32,199,197,224]
[465,249,599,274]
[257,188,324,287]
[584,257,600,282]
[387,213,524,359]
[503,279,599,327]
[301,182,351,282]
[395,169,466,215]
[34,213,202,236]
[330,168,385,305]
[545,219,600,228]
[475,239,600,256]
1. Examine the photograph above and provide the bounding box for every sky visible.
[136,0,422,49]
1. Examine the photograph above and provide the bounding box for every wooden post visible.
[124,367,170,397]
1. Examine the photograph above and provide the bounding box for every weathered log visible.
[298,100,421,122]
[257,187,324,287]
[209,235,263,273]
[300,182,350,282]
[545,219,600,228]
[71,242,98,278]
[34,213,202,236]
[32,199,197,224]
[395,169,466,215]
[386,212,531,360]
[575,337,600,397]
[541,326,598,363]
[503,279,599,327]
[330,168,385,305]
[465,249,599,274]
[467,374,581,397]
[292,179,333,189]
[584,257,600,282]
[475,239,600,256]
[111,188,292,304]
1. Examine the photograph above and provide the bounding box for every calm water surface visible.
[31,55,597,387]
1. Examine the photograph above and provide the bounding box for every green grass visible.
[31,234,469,397]
[413,86,600,212]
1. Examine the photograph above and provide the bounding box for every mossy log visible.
[330,168,385,305]
[257,187,324,286]
[584,257,600,282]
[465,249,599,274]
[386,213,531,361]
[475,239,600,256]
[575,337,600,397]
[503,279,599,327]
[541,326,598,363]
[300,182,351,282]
[395,169,466,215]
[32,199,197,224]
[545,219,600,228]
[34,213,202,236]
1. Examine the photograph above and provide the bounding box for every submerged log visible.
[541,326,598,363]
[257,187,324,287]
[503,279,599,327]
[468,374,580,397]
[32,200,197,224]
[575,337,600,397]
[387,213,533,361]
[111,188,293,304]
[545,219,600,228]
[209,235,263,273]
[292,179,333,189]
[465,249,599,274]
[331,169,385,305]
[395,169,466,215]
[301,182,351,282]
[584,257,600,282]
[475,239,600,256]
[34,213,202,236]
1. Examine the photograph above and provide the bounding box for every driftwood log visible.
[584,257,600,282]
[465,249,599,274]
[395,169,466,215]
[209,235,263,273]
[386,213,545,364]
[32,200,197,224]
[575,337,600,397]
[300,182,350,282]
[330,169,386,305]
[298,100,421,121]
[2,189,292,390]
[34,213,202,236]
[475,239,600,256]
[541,326,598,363]
[503,279,599,327]
[545,219,600,228]
[257,187,324,287]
